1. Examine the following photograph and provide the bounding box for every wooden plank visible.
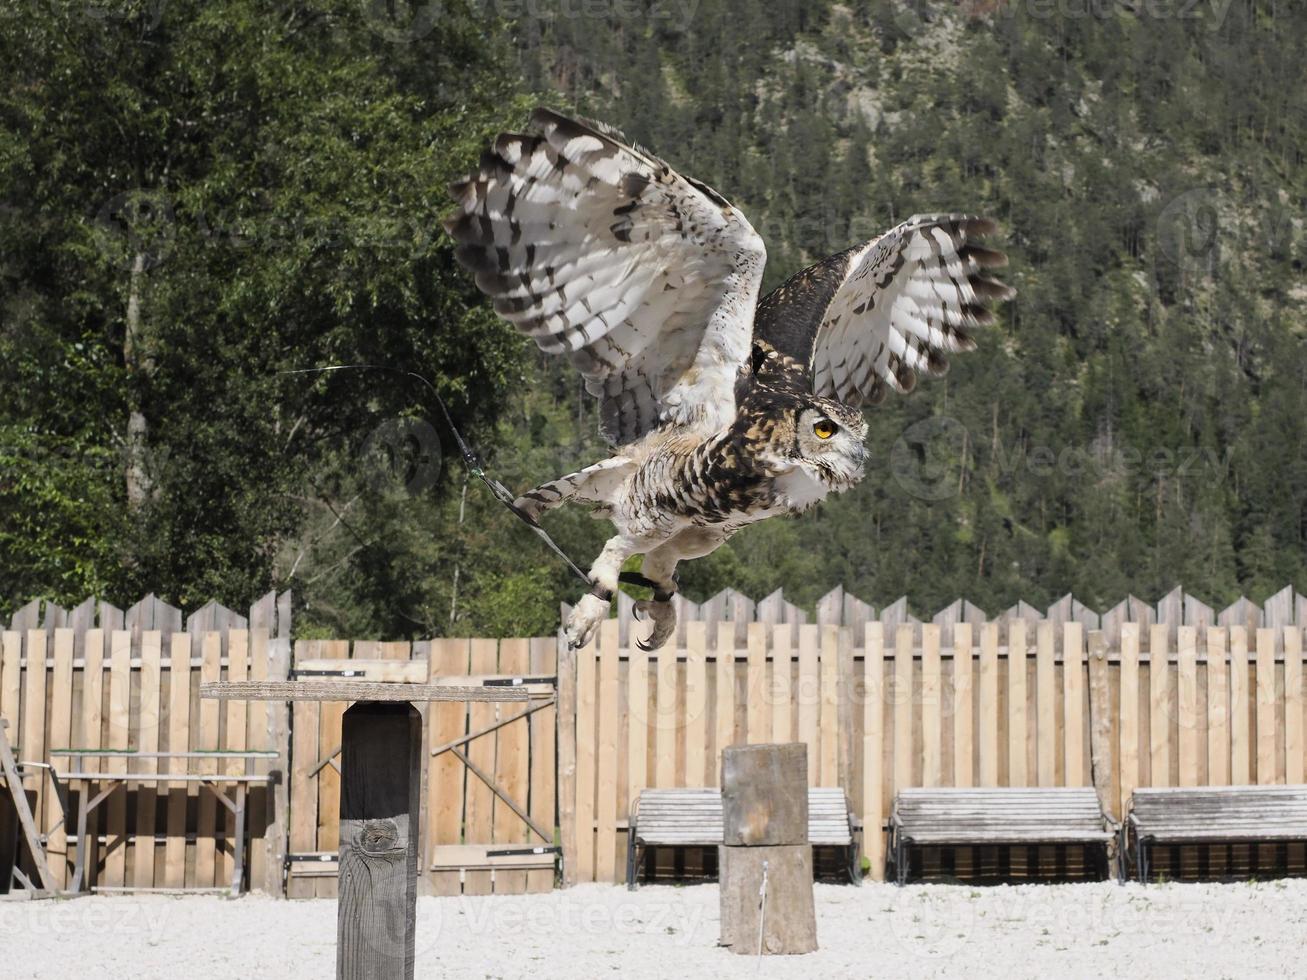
[287,641,320,899]
[1,632,20,741]
[574,634,597,884]
[1036,623,1056,787]
[893,624,914,794]
[1064,622,1085,787]
[1206,628,1230,786]
[463,638,499,895]
[1119,623,1140,810]
[104,630,131,889]
[1086,630,1115,820]
[495,638,531,893]
[527,637,557,893]
[863,623,885,880]
[217,629,249,893]
[337,703,420,980]
[819,625,839,787]
[712,621,733,783]
[1007,620,1028,787]
[558,622,577,888]
[978,624,999,786]
[263,634,292,897]
[921,624,941,787]
[132,631,162,890]
[770,626,792,745]
[1230,627,1250,784]
[835,627,855,798]
[627,642,649,829]
[164,632,191,889]
[685,622,708,787]
[46,629,74,887]
[21,631,48,846]
[314,639,347,899]
[1287,628,1304,785]
[1149,625,1171,787]
[654,636,677,788]
[746,623,769,744]
[595,624,620,884]
[953,623,974,788]
[245,628,269,894]
[80,629,106,889]
[295,659,425,683]
[1255,628,1278,785]
[202,680,529,702]
[796,625,818,787]
[427,638,468,896]
[1177,626,1199,788]
[194,632,223,889]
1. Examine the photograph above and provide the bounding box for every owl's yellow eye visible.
[813,419,837,440]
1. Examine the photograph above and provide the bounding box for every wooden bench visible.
[626,787,860,889]
[1125,785,1307,882]
[889,787,1118,884]
[50,748,278,896]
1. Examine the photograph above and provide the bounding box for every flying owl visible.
[444,108,1013,650]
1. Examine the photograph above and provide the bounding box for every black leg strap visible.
[618,569,679,603]
[587,582,614,603]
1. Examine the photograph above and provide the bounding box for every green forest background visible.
[2,0,1304,638]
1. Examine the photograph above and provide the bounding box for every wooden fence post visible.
[338,702,422,980]
[264,634,292,896]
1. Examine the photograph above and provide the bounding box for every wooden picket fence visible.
[0,593,557,897]
[561,585,1307,883]
[0,592,291,894]
[4,584,1306,893]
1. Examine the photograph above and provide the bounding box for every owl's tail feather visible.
[514,456,634,523]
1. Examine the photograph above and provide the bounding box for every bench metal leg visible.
[895,834,909,886]
[625,832,637,891]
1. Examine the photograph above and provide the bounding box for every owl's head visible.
[789,398,869,488]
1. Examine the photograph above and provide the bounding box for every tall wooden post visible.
[338,703,422,980]
[719,743,817,955]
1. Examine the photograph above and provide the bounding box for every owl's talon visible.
[565,591,610,649]
[633,598,676,651]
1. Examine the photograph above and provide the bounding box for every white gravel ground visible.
[5,879,1306,979]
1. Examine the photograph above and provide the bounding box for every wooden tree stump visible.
[337,702,421,980]
[719,743,817,955]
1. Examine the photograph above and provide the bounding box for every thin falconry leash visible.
[280,364,670,601]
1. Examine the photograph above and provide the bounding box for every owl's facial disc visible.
[795,403,869,488]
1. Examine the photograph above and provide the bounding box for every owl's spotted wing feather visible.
[752,214,1013,405]
[444,108,766,445]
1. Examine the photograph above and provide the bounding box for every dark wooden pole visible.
[719,743,817,955]
[338,702,422,980]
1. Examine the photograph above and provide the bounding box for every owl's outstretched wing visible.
[444,108,766,446]
[751,214,1013,405]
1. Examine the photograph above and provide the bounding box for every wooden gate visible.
[284,636,557,897]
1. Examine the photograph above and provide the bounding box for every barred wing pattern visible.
[753,214,1013,406]
[444,108,766,446]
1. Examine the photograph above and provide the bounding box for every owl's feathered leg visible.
[631,544,681,652]
[565,531,656,649]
